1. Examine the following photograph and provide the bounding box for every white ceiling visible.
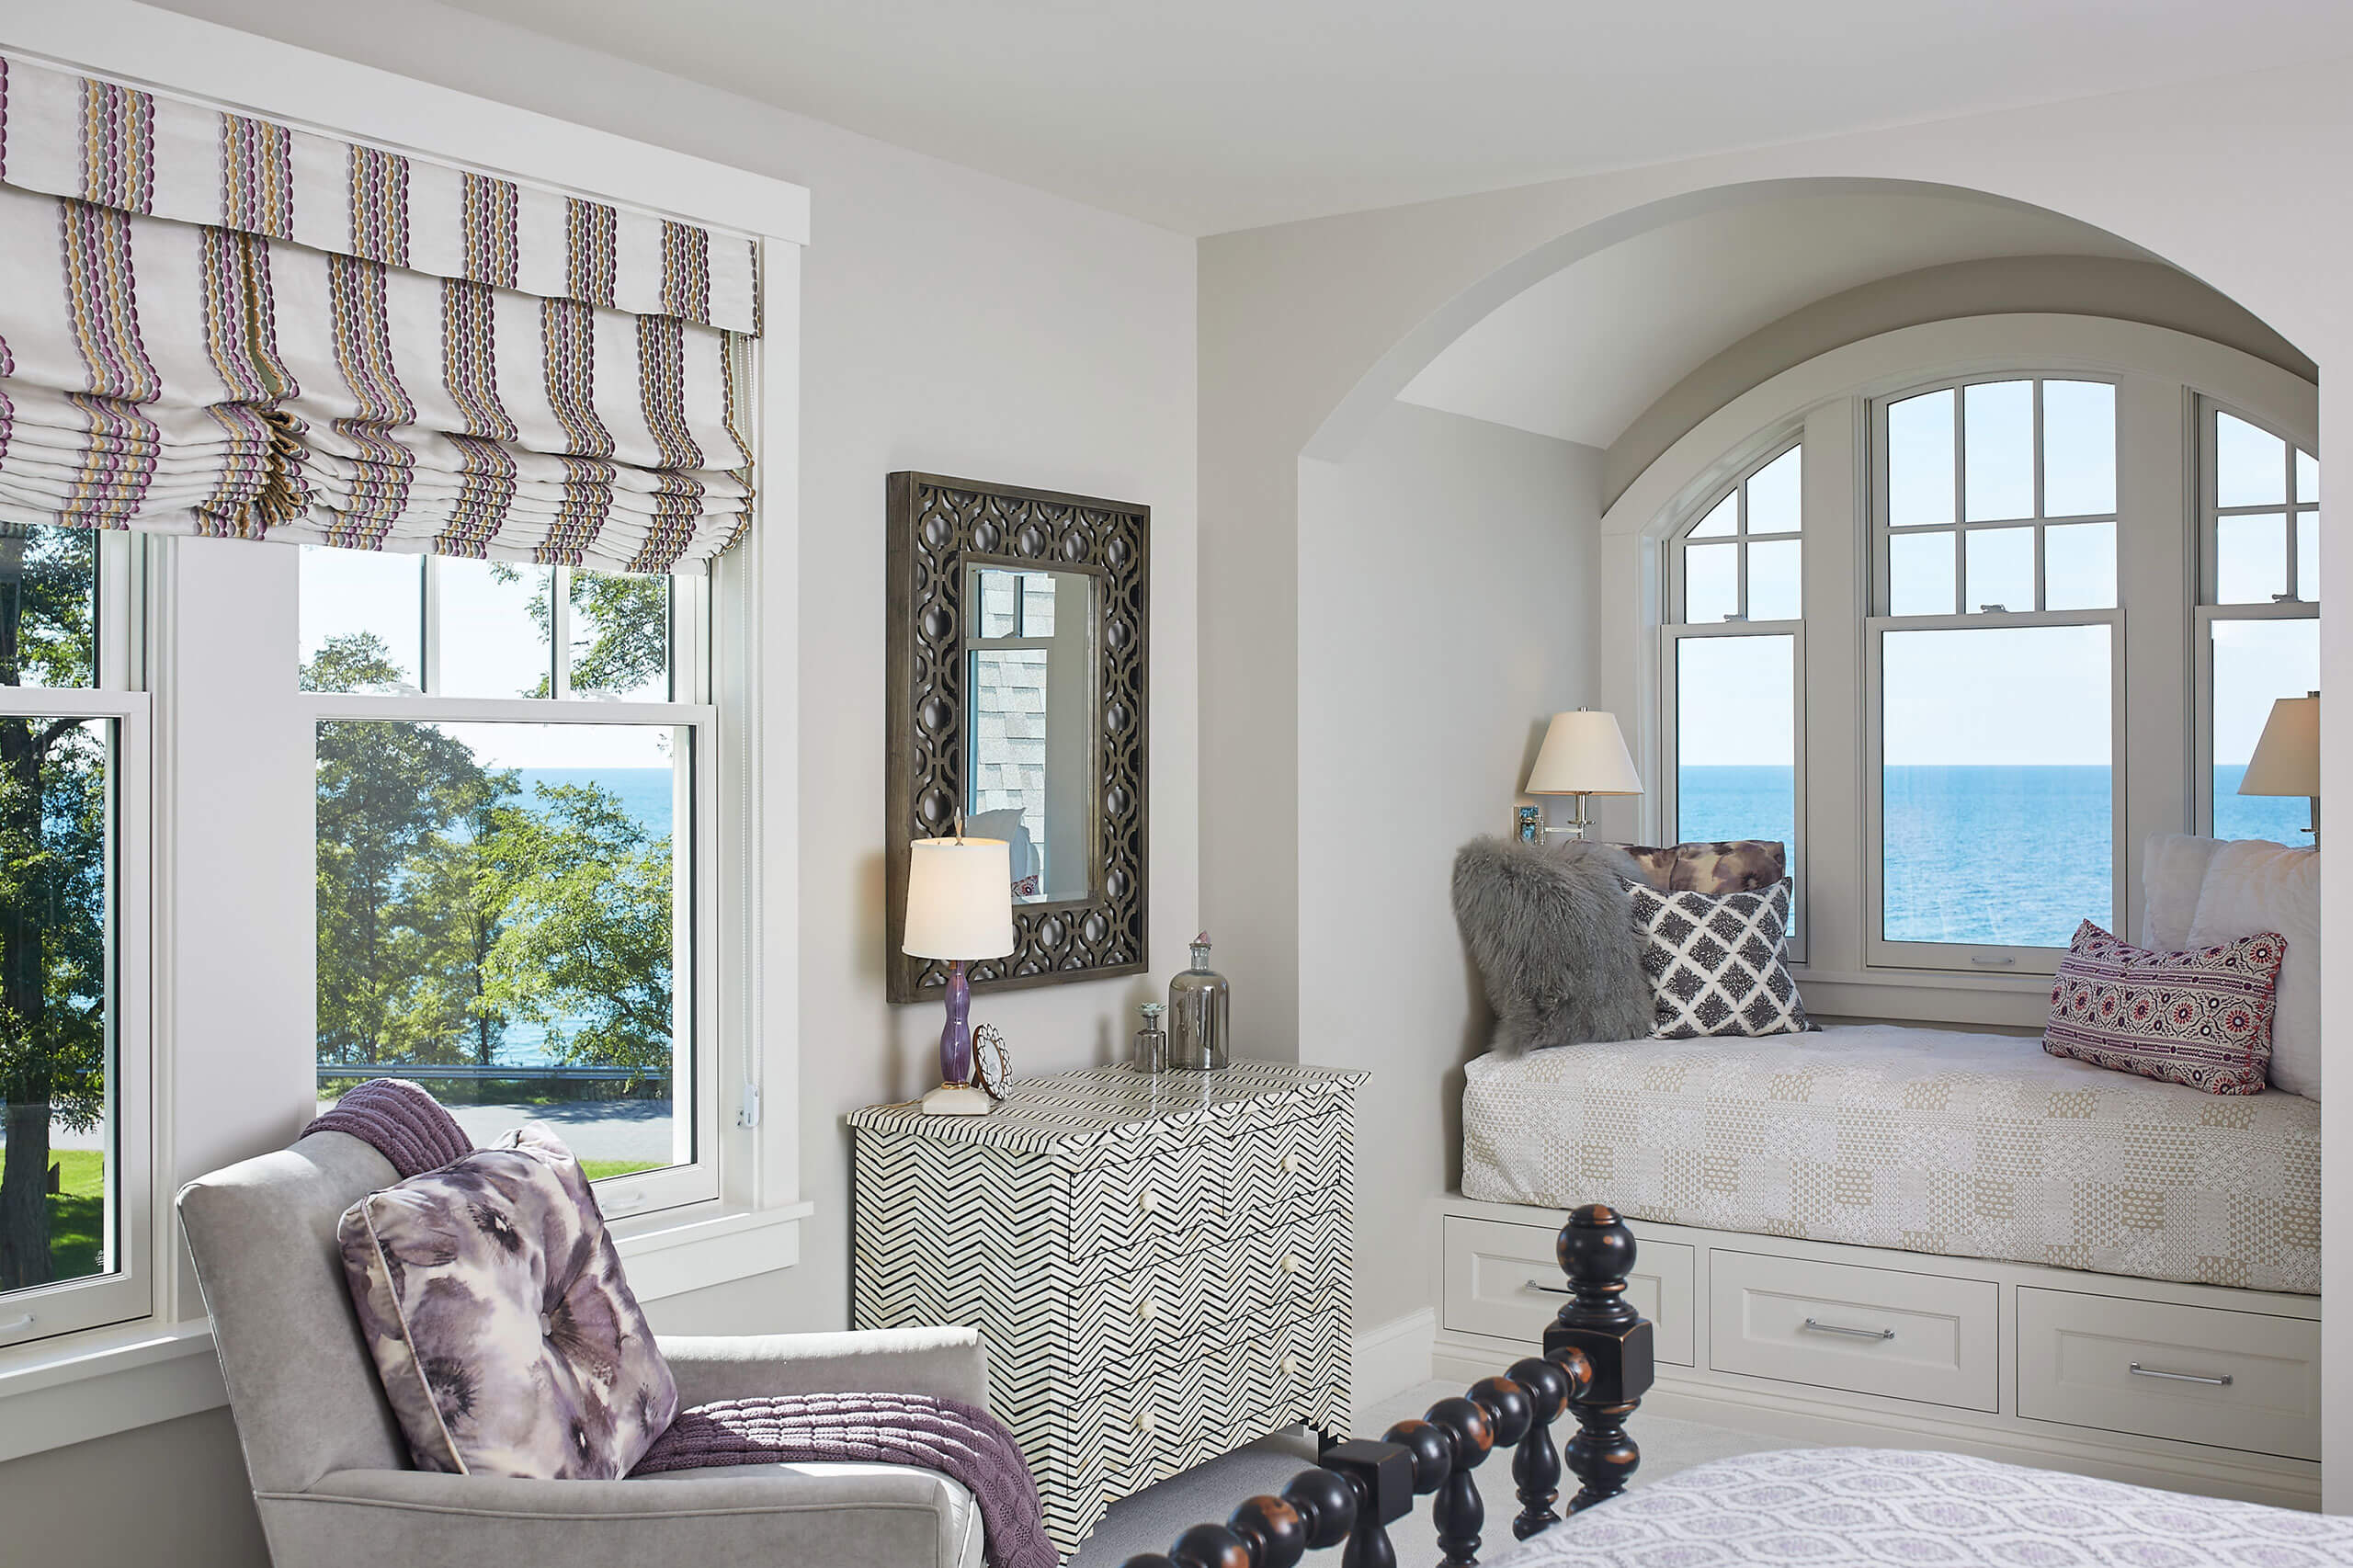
[1394,190,2150,449]
[431,0,2353,235]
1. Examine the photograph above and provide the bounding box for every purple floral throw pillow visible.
[336,1124,677,1478]
[2042,920,2285,1096]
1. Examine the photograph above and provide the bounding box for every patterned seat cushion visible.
[1491,1448,2353,1566]
[1629,879,1808,1038]
[1461,1023,2321,1293]
[337,1124,677,1478]
[2043,920,2283,1095]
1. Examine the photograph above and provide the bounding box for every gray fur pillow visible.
[1452,836,1654,1052]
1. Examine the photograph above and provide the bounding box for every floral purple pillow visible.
[2042,921,2284,1096]
[336,1124,677,1478]
[1620,840,1786,895]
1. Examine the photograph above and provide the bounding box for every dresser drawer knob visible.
[1137,1189,1160,1214]
[1279,1354,1299,1378]
[1132,1410,1156,1433]
[1279,1153,1301,1176]
[1135,1298,1159,1322]
[1279,1254,1301,1278]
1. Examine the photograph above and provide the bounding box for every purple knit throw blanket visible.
[632,1392,1054,1568]
[301,1078,472,1177]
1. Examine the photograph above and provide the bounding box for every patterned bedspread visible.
[1490,1449,2353,1566]
[1461,1023,2319,1294]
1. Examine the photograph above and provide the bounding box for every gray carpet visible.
[1069,1381,1795,1565]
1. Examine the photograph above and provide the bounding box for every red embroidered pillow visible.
[2042,920,2285,1095]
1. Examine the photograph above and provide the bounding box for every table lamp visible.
[1524,710,1643,839]
[2239,690,2321,846]
[903,831,1016,1114]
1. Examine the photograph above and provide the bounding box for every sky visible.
[299,547,676,769]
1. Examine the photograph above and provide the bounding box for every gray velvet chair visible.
[177,1127,989,1568]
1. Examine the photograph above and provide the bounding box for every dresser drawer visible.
[1084,1208,1349,1369]
[1710,1249,1996,1411]
[1070,1153,1221,1258]
[1222,1112,1350,1222]
[2018,1288,2319,1460]
[1441,1215,1694,1367]
[1109,1310,1346,1494]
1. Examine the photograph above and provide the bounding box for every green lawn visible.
[45,1148,105,1281]
[582,1159,660,1182]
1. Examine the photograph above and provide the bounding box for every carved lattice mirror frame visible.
[885,472,1150,1003]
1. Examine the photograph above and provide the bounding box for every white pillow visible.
[2187,839,2321,1098]
[2141,833,2222,951]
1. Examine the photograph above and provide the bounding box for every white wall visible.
[1299,403,1600,1335]
[1199,56,2353,1505]
[0,3,1199,1562]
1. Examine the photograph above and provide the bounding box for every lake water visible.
[1678,764,2308,949]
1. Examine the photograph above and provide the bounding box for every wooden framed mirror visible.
[885,472,1149,1001]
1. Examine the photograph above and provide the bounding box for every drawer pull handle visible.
[2130,1362,2233,1387]
[1135,1298,1159,1322]
[1137,1189,1160,1213]
[1523,1279,1571,1296]
[1279,1254,1301,1278]
[1132,1410,1155,1433]
[1279,1153,1301,1176]
[1279,1355,1299,1378]
[1802,1317,1895,1341]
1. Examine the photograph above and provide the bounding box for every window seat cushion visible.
[1461,1021,2318,1294]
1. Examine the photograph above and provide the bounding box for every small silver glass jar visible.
[1167,934,1230,1071]
[1132,1002,1169,1074]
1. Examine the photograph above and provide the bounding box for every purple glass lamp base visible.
[938,959,973,1087]
[921,959,992,1116]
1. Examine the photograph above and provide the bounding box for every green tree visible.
[494,564,669,699]
[481,782,674,1076]
[0,525,109,1292]
[311,633,510,1068]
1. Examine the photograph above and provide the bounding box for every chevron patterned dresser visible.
[848,1061,1365,1554]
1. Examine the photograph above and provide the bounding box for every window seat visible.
[1461,1022,2318,1295]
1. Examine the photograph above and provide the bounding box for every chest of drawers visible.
[850,1061,1363,1553]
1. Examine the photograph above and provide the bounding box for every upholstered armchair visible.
[177,1128,989,1568]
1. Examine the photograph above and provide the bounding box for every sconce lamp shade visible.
[2239,693,2320,798]
[903,836,1016,960]
[1525,710,1643,797]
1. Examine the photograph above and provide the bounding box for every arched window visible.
[1624,316,2317,1013]
[2199,404,2320,842]
[1663,445,1803,939]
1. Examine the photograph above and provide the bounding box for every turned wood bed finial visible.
[1119,1200,1652,1568]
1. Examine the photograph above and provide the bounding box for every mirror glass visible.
[963,563,1097,903]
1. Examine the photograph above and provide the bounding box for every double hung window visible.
[1869,378,2120,965]
[0,530,149,1342]
[302,551,716,1213]
[2198,405,2320,842]
[1663,444,1804,872]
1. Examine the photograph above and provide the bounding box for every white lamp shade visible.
[903,837,1017,960]
[2239,694,2320,797]
[1525,710,1643,797]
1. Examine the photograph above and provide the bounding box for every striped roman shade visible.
[0,53,757,574]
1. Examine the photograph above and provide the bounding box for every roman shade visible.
[0,54,758,574]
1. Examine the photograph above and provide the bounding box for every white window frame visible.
[1865,373,2126,974]
[1658,439,1809,958]
[301,563,722,1219]
[1600,315,2314,1028]
[0,1,809,1455]
[2193,398,2320,838]
[0,531,153,1347]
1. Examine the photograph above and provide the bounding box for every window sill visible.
[1790,965,2053,1031]
[0,1201,813,1463]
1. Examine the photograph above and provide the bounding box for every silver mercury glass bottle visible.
[1132,1003,1169,1075]
[1167,933,1231,1071]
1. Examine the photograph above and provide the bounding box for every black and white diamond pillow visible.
[1629,878,1809,1039]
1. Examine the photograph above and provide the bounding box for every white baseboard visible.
[1350,1307,1436,1415]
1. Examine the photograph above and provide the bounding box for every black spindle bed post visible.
[1120,1203,1654,1568]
